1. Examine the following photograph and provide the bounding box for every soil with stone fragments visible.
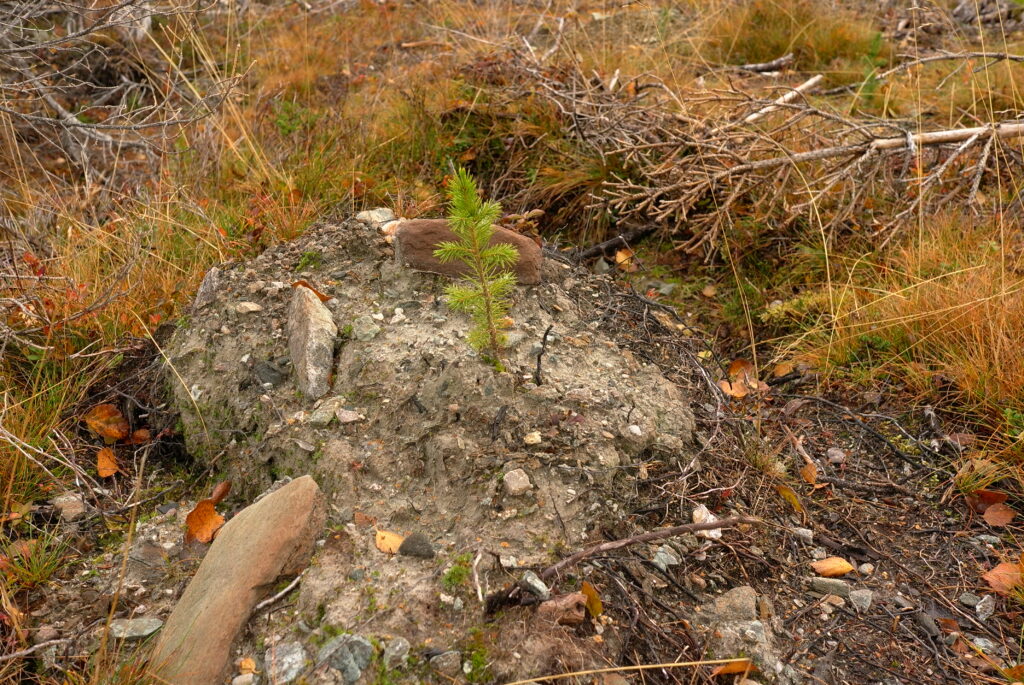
[15,212,1024,685]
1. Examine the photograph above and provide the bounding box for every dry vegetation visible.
[2,0,1024,679]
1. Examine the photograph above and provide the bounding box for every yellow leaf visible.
[775,484,804,515]
[810,557,854,577]
[581,580,603,617]
[375,530,404,554]
[96,447,119,478]
[238,657,257,675]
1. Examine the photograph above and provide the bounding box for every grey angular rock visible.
[849,589,873,612]
[521,570,550,600]
[651,545,680,572]
[714,586,757,622]
[149,477,326,685]
[230,674,256,685]
[108,617,163,639]
[355,208,395,226]
[52,493,88,521]
[430,650,462,676]
[236,301,264,314]
[265,641,306,684]
[959,592,982,608]
[253,360,287,387]
[976,594,995,620]
[397,531,435,559]
[792,527,813,544]
[318,634,374,684]
[810,577,851,598]
[350,315,381,342]
[287,287,338,399]
[503,468,532,496]
[383,636,410,669]
[192,267,221,309]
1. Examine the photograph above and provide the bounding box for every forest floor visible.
[3,0,1024,683]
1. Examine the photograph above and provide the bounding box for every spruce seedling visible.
[434,168,518,368]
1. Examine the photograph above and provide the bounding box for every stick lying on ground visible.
[484,515,760,614]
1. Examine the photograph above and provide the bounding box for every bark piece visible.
[393,219,543,285]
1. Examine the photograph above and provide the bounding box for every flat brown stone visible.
[393,219,542,285]
[148,476,326,685]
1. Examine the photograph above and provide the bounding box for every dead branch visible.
[539,515,760,581]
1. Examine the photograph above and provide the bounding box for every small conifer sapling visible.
[434,168,518,367]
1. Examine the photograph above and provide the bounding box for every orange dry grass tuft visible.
[823,212,1024,443]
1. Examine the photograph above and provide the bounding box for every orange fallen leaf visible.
[353,511,377,527]
[185,501,225,544]
[710,658,756,676]
[718,379,749,399]
[613,247,637,272]
[773,361,795,378]
[127,428,151,445]
[375,530,404,554]
[96,447,119,478]
[292,280,332,302]
[799,461,817,485]
[720,359,770,399]
[810,557,854,577]
[983,561,1023,596]
[184,481,231,544]
[983,503,1016,527]
[238,657,257,675]
[83,404,129,443]
[581,580,603,617]
[1002,663,1024,680]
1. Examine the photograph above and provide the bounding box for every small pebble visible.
[857,563,875,576]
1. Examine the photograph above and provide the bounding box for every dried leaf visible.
[983,562,1023,596]
[127,428,151,445]
[717,378,749,399]
[375,530,404,554]
[710,658,756,676]
[96,447,119,478]
[692,504,722,539]
[775,484,804,516]
[185,500,225,544]
[773,361,795,378]
[238,657,257,675]
[353,511,377,528]
[799,461,817,485]
[728,359,755,379]
[292,280,332,302]
[613,247,637,272]
[581,580,603,617]
[966,489,1007,514]
[983,503,1016,527]
[1002,663,1024,680]
[209,481,232,506]
[810,557,854,577]
[83,404,129,442]
[701,284,717,298]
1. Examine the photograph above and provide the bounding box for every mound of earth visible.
[163,213,715,681]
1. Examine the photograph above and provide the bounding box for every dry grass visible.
[3,0,1024,677]
[810,212,1024,452]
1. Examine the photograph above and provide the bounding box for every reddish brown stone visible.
[148,476,325,685]
[393,219,543,285]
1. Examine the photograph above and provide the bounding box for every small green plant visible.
[1,532,69,591]
[434,168,518,368]
[441,561,471,592]
[296,250,323,271]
